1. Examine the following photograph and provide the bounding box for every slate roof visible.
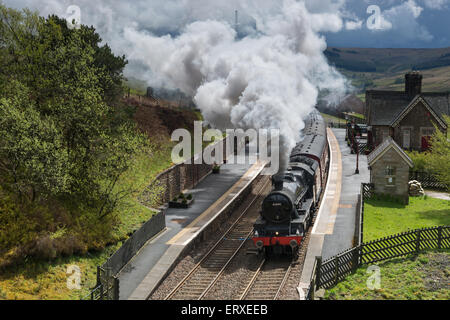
[366,90,450,127]
[367,136,414,168]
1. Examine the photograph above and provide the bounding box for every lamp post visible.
[354,124,360,174]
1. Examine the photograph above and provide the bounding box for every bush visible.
[406,150,430,172]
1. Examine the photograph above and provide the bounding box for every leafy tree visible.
[0,4,144,220]
[427,116,450,191]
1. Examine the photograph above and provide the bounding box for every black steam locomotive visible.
[252,110,329,255]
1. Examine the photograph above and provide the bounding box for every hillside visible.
[325,47,450,73]
[325,47,450,102]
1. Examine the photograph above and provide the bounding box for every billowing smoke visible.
[4,0,351,173]
[124,0,349,172]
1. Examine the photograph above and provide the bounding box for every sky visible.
[3,0,450,48]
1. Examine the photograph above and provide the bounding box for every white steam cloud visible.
[4,0,350,172]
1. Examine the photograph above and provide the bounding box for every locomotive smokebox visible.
[272,174,284,190]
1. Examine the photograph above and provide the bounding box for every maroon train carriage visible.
[252,110,329,255]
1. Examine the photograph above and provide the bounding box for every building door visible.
[402,129,411,149]
[420,127,434,151]
[421,136,431,150]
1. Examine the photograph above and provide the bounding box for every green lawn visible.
[325,250,450,300]
[364,197,450,242]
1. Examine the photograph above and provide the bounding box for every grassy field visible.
[320,112,346,124]
[364,196,450,242]
[325,250,449,300]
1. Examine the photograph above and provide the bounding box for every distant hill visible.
[325,47,450,73]
[326,47,450,98]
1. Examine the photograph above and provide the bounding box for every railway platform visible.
[298,128,370,298]
[118,156,266,300]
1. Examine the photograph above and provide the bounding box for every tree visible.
[0,4,144,218]
[428,115,450,191]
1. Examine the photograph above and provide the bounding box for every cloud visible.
[345,19,363,30]
[422,0,449,9]
[382,0,433,41]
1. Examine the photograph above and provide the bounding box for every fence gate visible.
[90,266,119,300]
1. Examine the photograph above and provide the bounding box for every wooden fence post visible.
[352,246,360,272]
[334,255,339,286]
[415,230,421,254]
[316,256,322,290]
[437,226,442,249]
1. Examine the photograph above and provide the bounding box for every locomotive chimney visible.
[272,175,284,191]
[405,71,422,97]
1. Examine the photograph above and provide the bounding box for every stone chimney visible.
[405,71,422,97]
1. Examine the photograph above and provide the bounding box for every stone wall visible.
[140,136,232,206]
[370,148,410,204]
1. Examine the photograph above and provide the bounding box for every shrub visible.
[406,150,430,172]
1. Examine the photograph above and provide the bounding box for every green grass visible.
[343,112,365,119]
[325,250,450,300]
[320,113,346,124]
[364,197,450,241]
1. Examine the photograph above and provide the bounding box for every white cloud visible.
[422,0,448,9]
[345,19,363,30]
[382,0,433,41]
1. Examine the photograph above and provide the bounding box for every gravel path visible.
[424,190,450,201]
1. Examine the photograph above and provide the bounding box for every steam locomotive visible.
[252,110,329,255]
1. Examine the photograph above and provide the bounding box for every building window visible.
[385,165,396,186]
[420,127,435,136]
[386,176,396,186]
[385,166,396,176]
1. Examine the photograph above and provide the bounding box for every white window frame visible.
[401,126,413,149]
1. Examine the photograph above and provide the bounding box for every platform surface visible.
[118,156,265,300]
[298,128,370,296]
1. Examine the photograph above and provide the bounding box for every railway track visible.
[239,257,293,300]
[164,176,271,300]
